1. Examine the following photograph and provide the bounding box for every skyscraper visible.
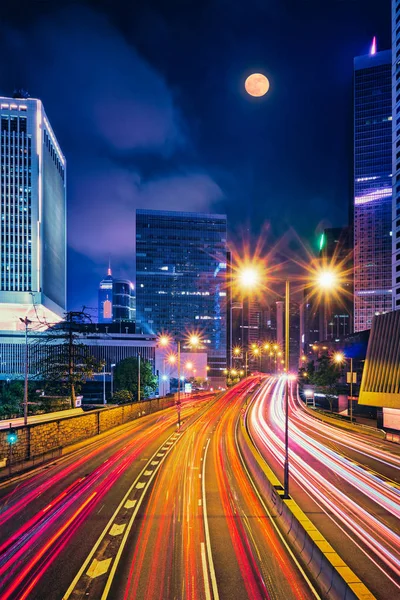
[392,2,400,309]
[98,265,135,324]
[0,93,66,328]
[98,266,113,324]
[135,209,227,379]
[353,43,392,332]
[320,226,353,339]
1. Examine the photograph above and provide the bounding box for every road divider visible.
[237,416,376,600]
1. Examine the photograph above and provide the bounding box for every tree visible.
[112,389,133,404]
[0,381,24,419]
[35,310,103,408]
[114,357,158,400]
[307,354,341,412]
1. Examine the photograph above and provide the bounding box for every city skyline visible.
[0,4,400,600]
[0,1,391,311]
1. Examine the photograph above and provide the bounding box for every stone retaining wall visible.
[0,398,175,465]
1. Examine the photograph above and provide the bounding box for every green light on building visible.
[319,233,325,251]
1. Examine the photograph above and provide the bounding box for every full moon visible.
[244,73,270,97]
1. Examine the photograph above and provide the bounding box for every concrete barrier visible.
[237,417,375,600]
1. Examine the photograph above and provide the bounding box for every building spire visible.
[107,258,112,277]
[370,36,377,56]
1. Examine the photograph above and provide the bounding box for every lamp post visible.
[158,333,202,428]
[103,364,106,405]
[283,280,290,498]
[333,352,355,423]
[137,352,141,403]
[111,363,116,398]
[19,317,31,425]
[236,262,339,500]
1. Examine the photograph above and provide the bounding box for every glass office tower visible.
[392,1,400,309]
[136,209,227,378]
[354,44,392,332]
[0,93,66,328]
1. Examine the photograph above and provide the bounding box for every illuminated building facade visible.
[98,265,135,324]
[320,227,353,339]
[135,209,227,378]
[393,1,400,309]
[354,44,392,332]
[0,94,66,329]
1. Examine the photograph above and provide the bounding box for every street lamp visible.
[111,363,116,397]
[236,262,339,499]
[19,317,31,426]
[333,352,355,423]
[157,332,203,427]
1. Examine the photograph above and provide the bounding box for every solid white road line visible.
[202,438,219,600]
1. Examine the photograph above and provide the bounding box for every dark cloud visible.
[0,0,391,310]
[0,5,224,308]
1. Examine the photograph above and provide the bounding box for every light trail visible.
[0,397,208,600]
[248,378,400,592]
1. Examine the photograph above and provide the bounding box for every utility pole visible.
[283,280,290,499]
[137,353,141,403]
[19,317,31,426]
[350,357,354,423]
[177,341,181,427]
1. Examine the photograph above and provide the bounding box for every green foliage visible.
[112,389,133,404]
[114,357,158,400]
[300,354,341,412]
[35,311,103,408]
[0,381,24,418]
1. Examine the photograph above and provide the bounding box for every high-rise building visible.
[353,43,393,332]
[320,226,353,339]
[0,93,66,328]
[392,2,400,309]
[98,265,135,324]
[135,209,227,379]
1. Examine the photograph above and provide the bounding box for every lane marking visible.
[63,434,177,600]
[151,461,159,466]
[136,482,145,489]
[201,542,212,600]
[198,499,202,506]
[202,438,220,600]
[109,524,126,536]
[87,558,112,579]
[235,419,321,599]
[144,470,153,476]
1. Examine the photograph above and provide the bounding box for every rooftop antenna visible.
[370,36,377,56]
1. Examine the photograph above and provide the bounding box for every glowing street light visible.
[315,268,339,291]
[238,266,260,289]
[188,333,201,348]
[158,334,171,348]
[333,352,355,423]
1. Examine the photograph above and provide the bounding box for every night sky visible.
[0,0,391,312]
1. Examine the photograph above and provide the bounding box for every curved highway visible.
[247,376,400,600]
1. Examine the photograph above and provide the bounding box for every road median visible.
[237,415,375,600]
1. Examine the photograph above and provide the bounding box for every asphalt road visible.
[0,395,209,600]
[247,376,400,600]
[0,380,318,600]
[84,377,316,600]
